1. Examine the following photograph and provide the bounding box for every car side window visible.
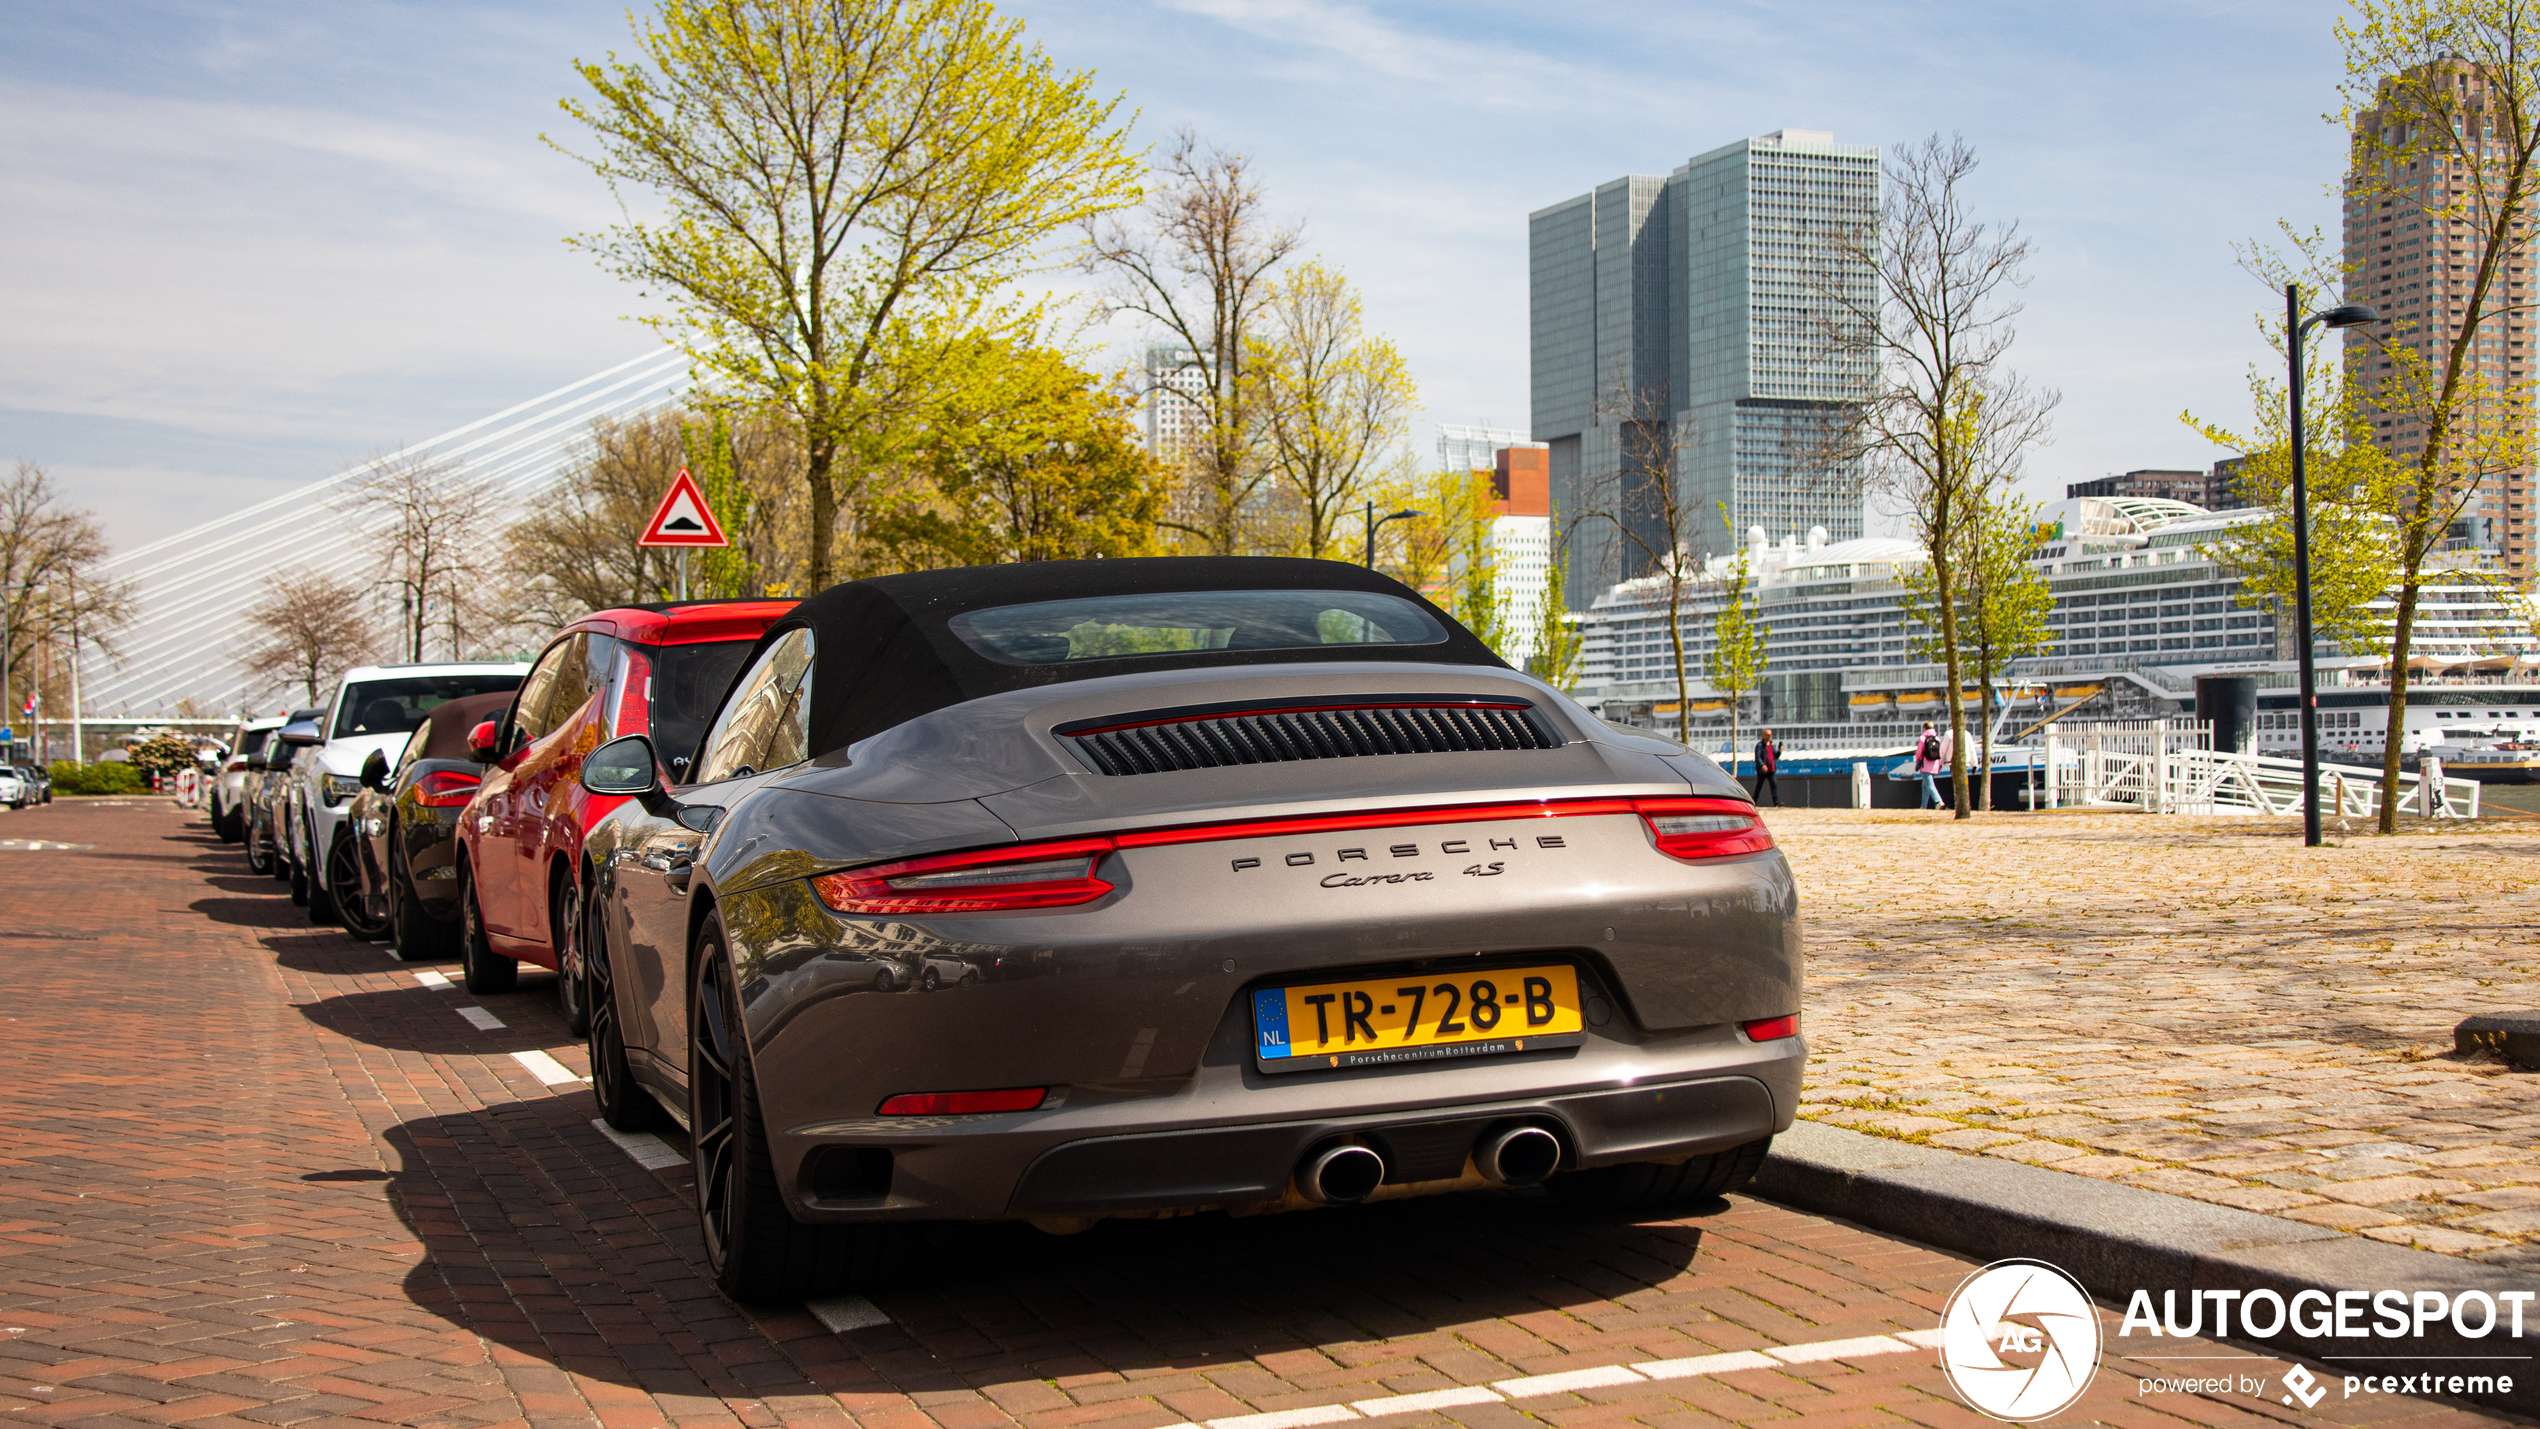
[394,724,430,779]
[691,629,815,784]
[509,638,573,749]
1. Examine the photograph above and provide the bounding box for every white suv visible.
[286,662,527,926]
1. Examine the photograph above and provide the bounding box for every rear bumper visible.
[769,1018,1800,1224]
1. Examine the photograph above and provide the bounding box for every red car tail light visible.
[877,1087,1047,1115]
[811,838,1116,915]
[1635,797,1775,861]
[414,770,482,808]
[614,646,652,739]
[1741,1014,1799,1042]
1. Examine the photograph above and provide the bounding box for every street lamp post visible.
[1361,502,1424,567]
[2286,283,2380,849]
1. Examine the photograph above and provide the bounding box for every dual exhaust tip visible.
[1299,1123,1563,1205]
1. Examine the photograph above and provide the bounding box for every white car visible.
[211,716,286,842]
[0,767,23,809]
[283,662,527,926]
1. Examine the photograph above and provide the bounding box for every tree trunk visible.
[2378,577,2422,834]
[805,440,838,591]
[1934,553,1971,820]
[1668,579,1690,746]
[1976,670,1994,813]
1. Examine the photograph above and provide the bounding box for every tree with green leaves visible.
[868,342,1167,567]
[1704,516,1768,769]
[2189,361,2403,659]
[554,0,1144,589]
[1527,517,1586,691]
[1248,261,1419,560]
[1956,495,2055,809]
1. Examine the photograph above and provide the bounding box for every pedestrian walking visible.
[1914,722,1945,810]
[1752,728,1781,806]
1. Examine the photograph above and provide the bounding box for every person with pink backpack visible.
[1914,722,1945,810]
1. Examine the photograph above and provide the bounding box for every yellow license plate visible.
[1251,964,1586,1073]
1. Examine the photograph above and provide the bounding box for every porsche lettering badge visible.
[1229,833,1565,874]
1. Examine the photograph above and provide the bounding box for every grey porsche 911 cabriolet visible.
[558,556,1801,1301]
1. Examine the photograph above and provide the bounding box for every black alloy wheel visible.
[389,836,458,961]
[328,835,388,941]
[551,876,591,1037]
[691,914,888,1302]
[245,815,274,875]
[586,884,660,1132]
[458,862,517,994]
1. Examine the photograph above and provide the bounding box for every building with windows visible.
[2068,466,2255,511]
[1140,342,1211,460]
[2344,59,2534,575]
[1529,130,1879,609]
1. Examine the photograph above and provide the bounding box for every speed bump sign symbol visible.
[1939,1259,2102,1420]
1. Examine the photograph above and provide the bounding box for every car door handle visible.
[664,862,692,894]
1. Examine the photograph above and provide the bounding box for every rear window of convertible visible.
[947,589,1449,665]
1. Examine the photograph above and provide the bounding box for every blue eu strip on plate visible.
[1251,987,1291,1058]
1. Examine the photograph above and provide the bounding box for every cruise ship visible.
[1575,495,2540,773]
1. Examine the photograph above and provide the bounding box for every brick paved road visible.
[0,799,2508,1429]
[1776,809,2540,1265]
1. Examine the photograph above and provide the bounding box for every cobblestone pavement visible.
[1773,807,2540,1266]
[0,798,2507,1429]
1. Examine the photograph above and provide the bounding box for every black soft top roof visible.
[752,556,1508,757]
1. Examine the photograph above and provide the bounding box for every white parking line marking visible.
[1160,1328,1932,1429]
[1209,1408,1360,1429]
[456,1006,504,1030]
[1490,1364,1647,1397]
[1634,1349,1780,1379]
[1349,1386,1502,1417]
[412,970,453,989]
[1765,1335,1911,1364]
[511,1050,583,1085]
[589,1118,688,1170]
[804,1294,891,1333]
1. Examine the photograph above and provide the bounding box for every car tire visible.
[459,863,517,994]
[287,838,310,905]
[215,804,241,842]
[245,818,273,875]
[329,835,387,941]
[305,828,339,925]
[587,886,663,1133]
[552,875,591,1037]
[692,913,891,1303]
[1546,1136,1774,1210]
[390,842,459,961]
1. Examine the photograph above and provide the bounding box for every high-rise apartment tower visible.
[1529,130,1879,607]
[2344,61,2534,575]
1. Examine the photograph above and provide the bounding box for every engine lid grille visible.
[1060,697,1560,776]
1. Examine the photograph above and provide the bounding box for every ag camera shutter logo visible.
[1940,1259,2102,1420]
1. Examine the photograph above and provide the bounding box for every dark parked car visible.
[243,710,324,878]
[566,557,1801,1304]
[340,691,516,958]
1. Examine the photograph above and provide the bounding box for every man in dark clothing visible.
[1752,728,1781,806]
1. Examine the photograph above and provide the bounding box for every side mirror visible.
[361,749,391,792]
[580,735,661,797]
[467,720,501,762]
[244,750,268,772]
[276,723,323,747]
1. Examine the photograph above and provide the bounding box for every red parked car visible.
[454,598,797,1015]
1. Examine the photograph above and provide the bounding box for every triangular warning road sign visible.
[638,467,730,548]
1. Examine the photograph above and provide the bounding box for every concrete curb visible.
[2458,1012,2540,1070]
[1750,1120,2539,1418]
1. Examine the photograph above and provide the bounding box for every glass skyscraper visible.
[1529,131,1879,607]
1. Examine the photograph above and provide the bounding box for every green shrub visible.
[49,761,146,795]
[126,731,197,779]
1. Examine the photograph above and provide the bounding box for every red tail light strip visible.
[614,647,653,740]
[810,796,1772,916]
[877,1087,1047,1116]
[1741,1014,1800,1042]
[413,770,483,808]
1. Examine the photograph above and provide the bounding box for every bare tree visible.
[334,451,499,663]
[242,569,376,705]
[0,463,135,726]
[1580,371,1708,743]
[1084,129,1301,554]
[1819,135,2057,819]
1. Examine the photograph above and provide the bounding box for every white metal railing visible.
[2042,738,2481,818]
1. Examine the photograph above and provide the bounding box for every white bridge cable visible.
[95,375,683,681]
[76,354,692,716]
[86,383,684,707]
[99,349,689,579]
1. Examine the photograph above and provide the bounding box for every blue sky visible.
[3,0,2347,555]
